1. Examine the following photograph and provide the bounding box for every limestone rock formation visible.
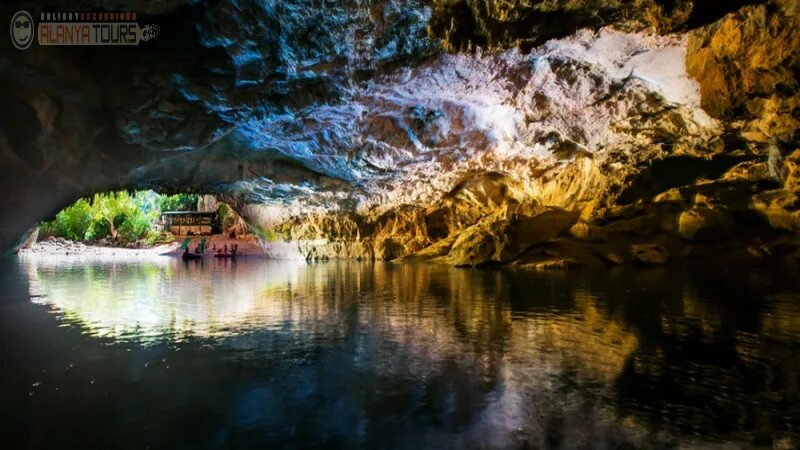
[0,0,798,267]
[686,0,800,232]
[687,0,799,135]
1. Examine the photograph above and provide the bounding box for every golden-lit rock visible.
[753,148,800,231]
[447,206,578,266]
[678,207,734,241]
[686,0,800,137]
[568,221,608,242]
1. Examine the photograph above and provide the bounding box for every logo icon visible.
[10,10,33,50]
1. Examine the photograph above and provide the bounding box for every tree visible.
[44,198,93,240]
[158,193,198,212]
[91,191,134,240]
[118,191,161,240]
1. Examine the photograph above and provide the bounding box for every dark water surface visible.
[1,256,799,449]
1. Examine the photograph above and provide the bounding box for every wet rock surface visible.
[0,0,798,267]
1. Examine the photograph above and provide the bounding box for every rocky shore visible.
[19,235,267,258]
[19,237,178,258]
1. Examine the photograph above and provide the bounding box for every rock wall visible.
[687,0,800,232]
[1,0,798,266]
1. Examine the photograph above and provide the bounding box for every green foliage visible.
[117,211,151,241]
[91,191,133,239]
[41,190,198,244]
[118,191,161,241]
[144,230,175,246]
[217,203,235,231]
[158,193,198,212]
[254,225,286,243]
[41,198,93,240]
[85,220,110,241]
[263,229,282,242]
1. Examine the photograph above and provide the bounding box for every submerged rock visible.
[631,244,669,265]
[597,251,625,266]
[678,207,734,241]
[520,258,582,271]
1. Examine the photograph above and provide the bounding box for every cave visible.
[1,0,799,448]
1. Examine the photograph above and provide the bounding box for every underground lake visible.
[1,256,799,448]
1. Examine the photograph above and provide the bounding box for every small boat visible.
[213,252,236,258]
[182,251,203,261]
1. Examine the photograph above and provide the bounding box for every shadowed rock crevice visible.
[616,154,756,205]
[427,0,768,53]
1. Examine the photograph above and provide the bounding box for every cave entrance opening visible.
[16,190,251,257]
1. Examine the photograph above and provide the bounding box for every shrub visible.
[217,203,236,231]
[84,220,111,240]
[42,198,93,240]
[144,230,174,246]
[254,226,286,242]
[118,212,151,241]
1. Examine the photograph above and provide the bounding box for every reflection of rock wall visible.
[23,257,638,379]
[20,258,800,446]
[21,257,645,447]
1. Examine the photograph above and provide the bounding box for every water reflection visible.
[23,256,309,341]
[3,256,799,448]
